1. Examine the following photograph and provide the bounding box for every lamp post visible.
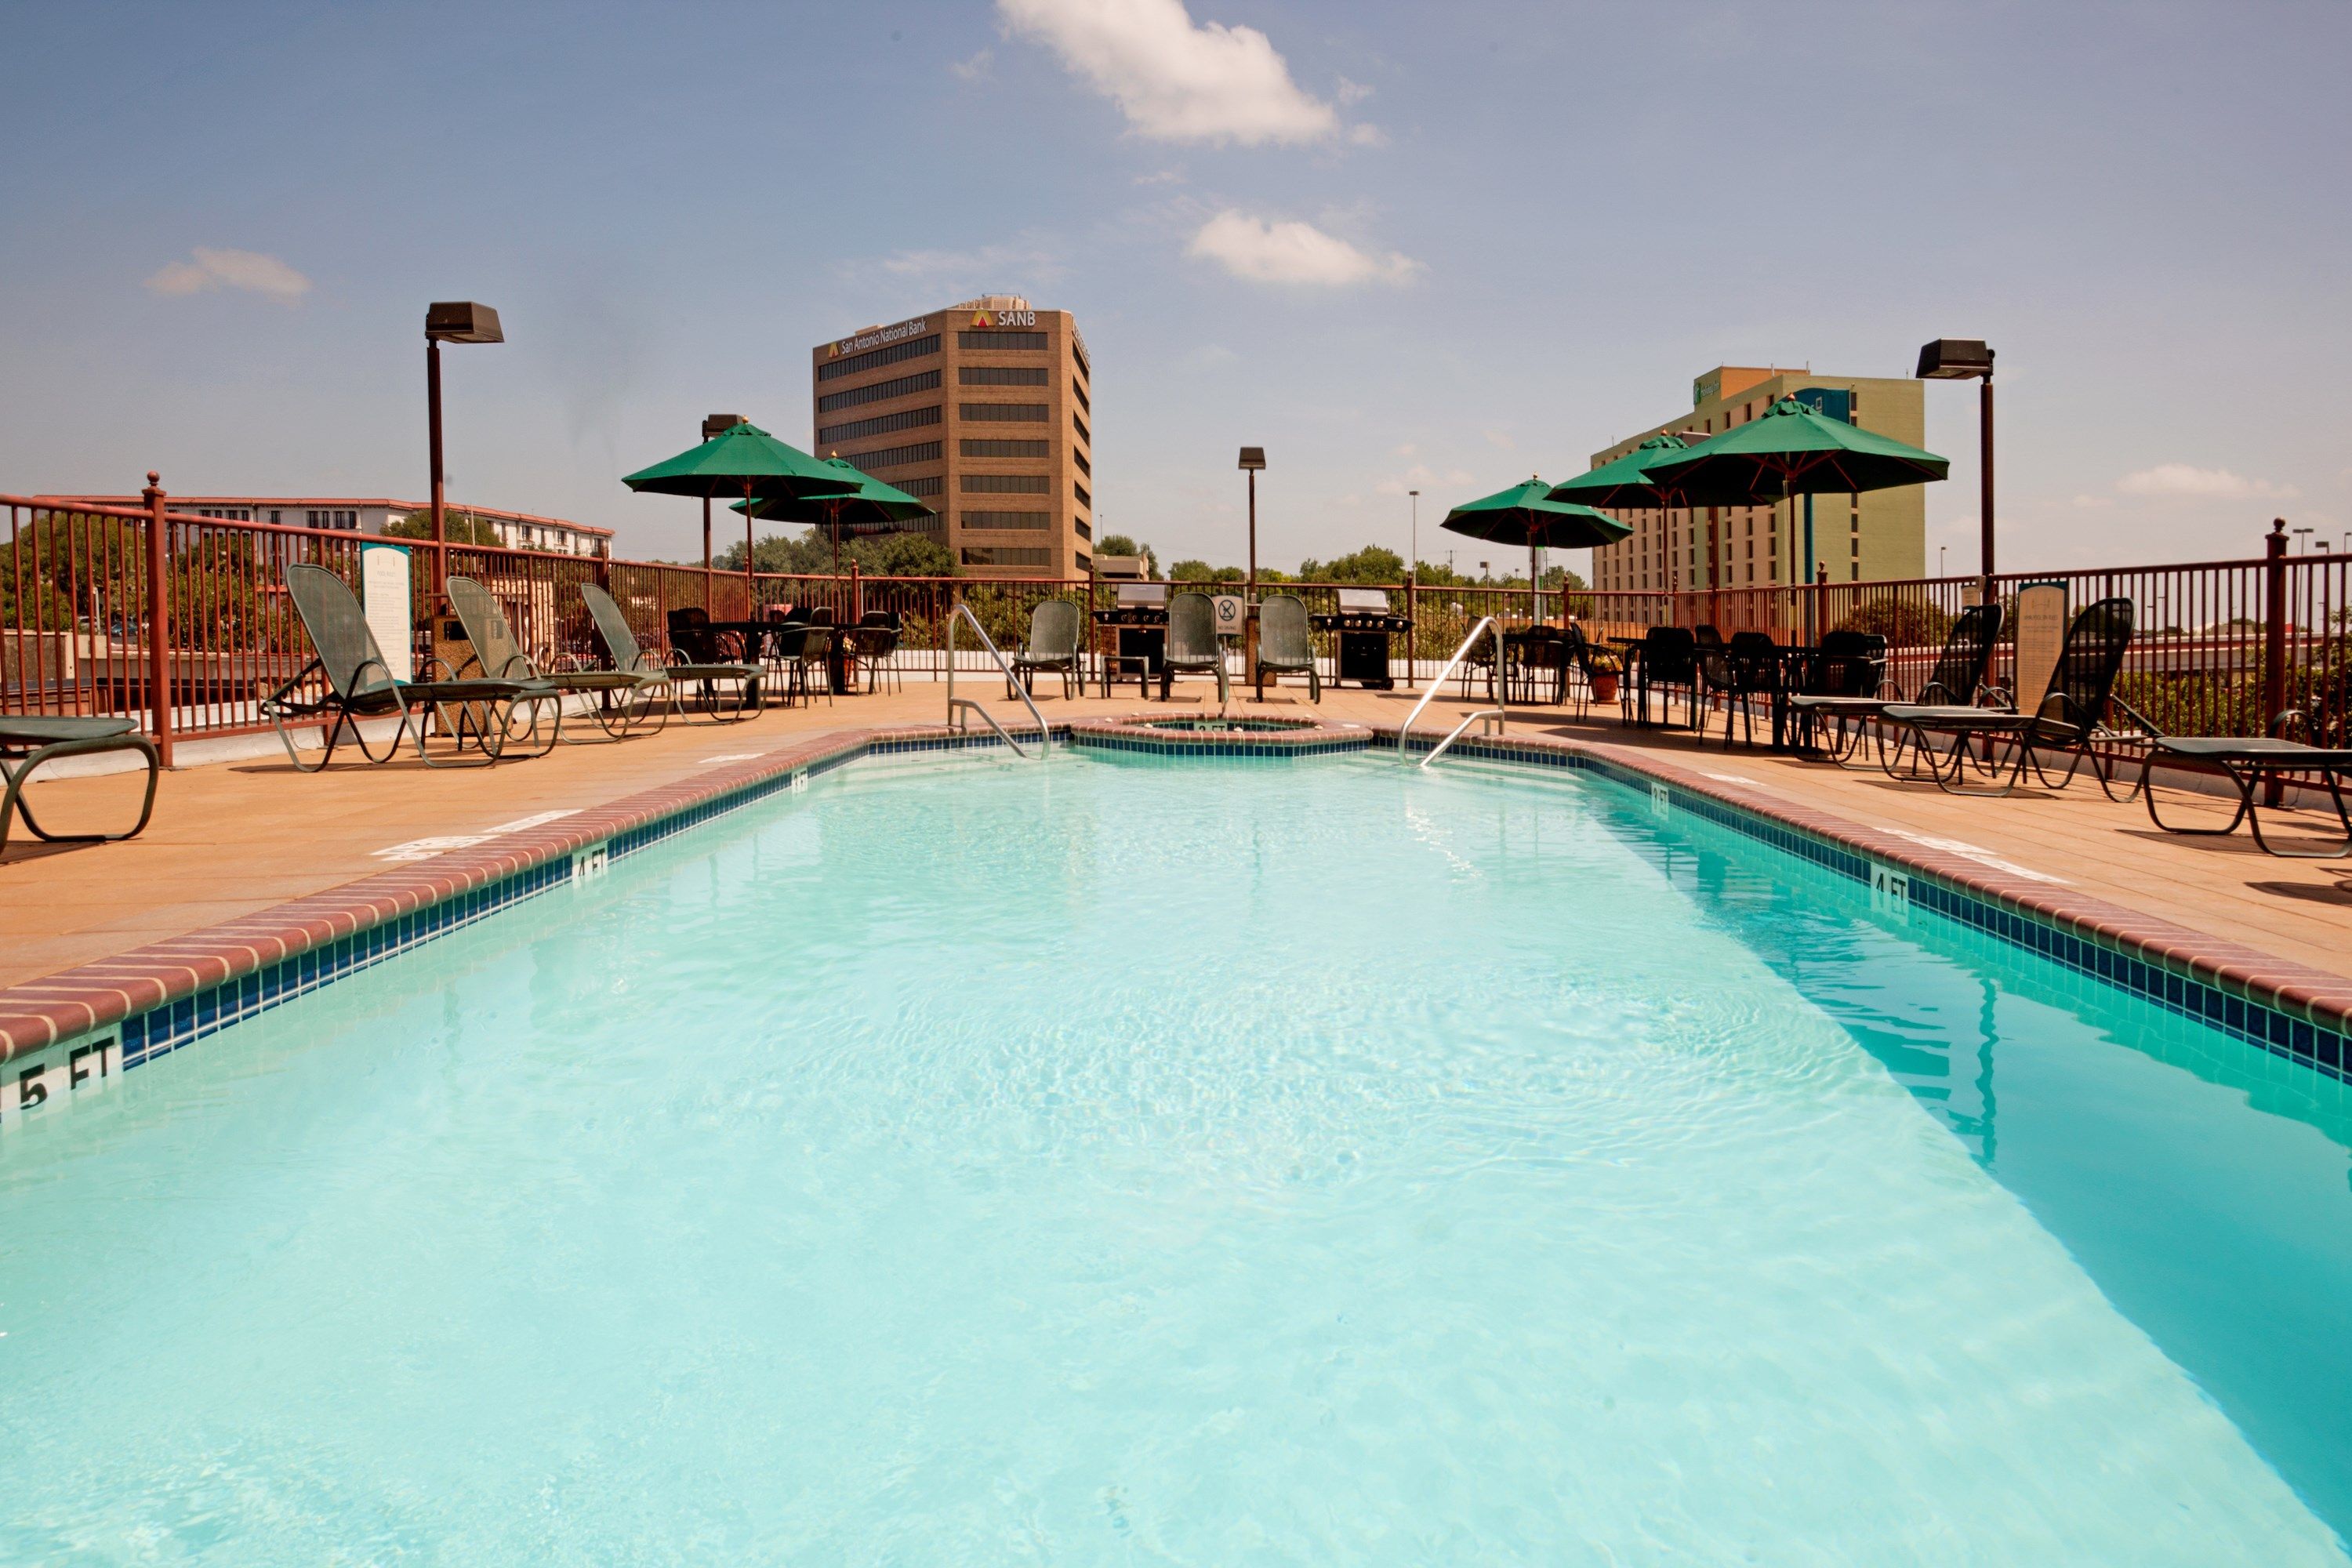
[700,412,743,604]
[1238,446,1265,602]
[1939,544,1947,577]
[1916,339,1995,604]
[2292,526,2314,554]
[424,302,503,601]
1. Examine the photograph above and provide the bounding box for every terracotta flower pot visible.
[1591,673,1620,704]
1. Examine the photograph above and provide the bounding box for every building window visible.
[1075,521,1091,542]
[836,440,942,471]
[818,405,941,445]
[957,330,1047,350]
[958,365,1049,387]
[960,546,1052,567]
[817,333,939,382]
[960,510,1051,530]
[1073,448,1090,477]
[1073,481,1091,508]
[1071,336,1090,378]
[961,438,1049,458]
[816,368,941,413]
[1075,550,1091,572]
[1073,412,1090,444]
[960,402,1048,423]
[1071,377,1089,414]
[268,509,282,524]
[962,474,1051,493]
[891,475,944,498]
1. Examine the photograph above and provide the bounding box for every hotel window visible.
[960,510,1051,530]
[818,334,939,381]
[1073,481,1091,509]
[1073,449,1091,477]
[818,405,941,445]
[962,474,1050,493]
[961,438,1048,458]
[1071,336,1090,377]
[1073,412,1090,444]
[1075,550,1091,572]
[958,365,1048,387]
[1075,521,1091,542]
[957,330,1047,350]
[960,402,1048,423]
[960,546,1052,566]
[816,368,941,413]
[838,440,942,471]
[1071,377,1089,414]
[890,475,944,498]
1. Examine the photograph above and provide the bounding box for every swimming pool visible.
[2,749,2347,1563]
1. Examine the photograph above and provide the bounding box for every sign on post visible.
[361,541,414,683]
[1211,594,1248,638]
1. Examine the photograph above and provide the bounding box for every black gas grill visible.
[1311,587,1412,690]
[1093,584,1167,695]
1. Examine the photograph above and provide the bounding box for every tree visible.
[384,508,503,546]
[716,527,956,578]
[1096,533,1154,573]
[1296,545,1406,584]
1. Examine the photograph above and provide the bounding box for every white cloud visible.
[1392,442,1418,457]
[1484,430,1515,450]
[870,239,1065,288]
[1347,122,1387,147]
[144,247,310,302]
[949,47,994,80]
[2115,463,2297,501]
[1185,209,1420,286]
[1334,74,1373,105]
[1133,168,1187,185]
[998,0,1340,144]
[1376,462,1442,497]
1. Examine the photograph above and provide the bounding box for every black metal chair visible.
[851,610,903,695]
[1627,626,1698,728]
[1697,631,1780,748]
[1790,604,2001,769]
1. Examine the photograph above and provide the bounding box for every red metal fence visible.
[8,488,2346,760]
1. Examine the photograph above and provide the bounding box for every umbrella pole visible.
[743,479,756,609]
[1802,491,1817,644]
[1530,541,1540,622]
[701,495,712,609]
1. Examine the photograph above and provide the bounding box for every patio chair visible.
[581,583,764,724]
[263,563,551,771]
[1253,593,1320,702]
[1696,631,1778,748]
[1160,590,1230,706]
[1628,626,1698,728]
[767,621,834,708]
[1882,597,2150,797]
[1789,603,2001,768]
[2137,710,2352,858]
[1011,599,1084,699]
[447,575,670,742]
[667,606,731,663]
[2,717,160,855]
[851,610,903,695]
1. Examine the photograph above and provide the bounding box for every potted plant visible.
[1586,651,1621,705]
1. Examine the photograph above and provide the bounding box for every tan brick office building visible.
[1587,365,1926,593]
[808,296,1093,578]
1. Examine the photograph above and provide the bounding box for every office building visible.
[1586,366,1926,593]
[809,296,1092,577]
[46,494,613,557]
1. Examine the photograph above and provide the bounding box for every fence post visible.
[141,471,173,768]
[2264,517,2289,765]
[850,560,862,624]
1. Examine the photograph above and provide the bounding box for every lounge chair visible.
[581,583,764,724]
[2138,712,2352,858]
[2,717,160,854]
[1789,602,2001,767]
[446,575,670,742]
[1011,599,1084,699]
[1253,593,1320,702]
[263,563,550,771]
[1160,590,1230,706]
[1882,597,2151,797]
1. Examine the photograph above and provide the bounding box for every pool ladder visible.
[945,602,1050,759]
[1399,615,1506,768]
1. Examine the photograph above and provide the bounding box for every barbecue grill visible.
[1312,587,1413,690]
[1093,582,1167,695]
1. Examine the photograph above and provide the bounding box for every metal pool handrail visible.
[1400,615,1506,768]
[946,601,1049,758]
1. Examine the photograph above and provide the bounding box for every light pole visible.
[1917,339,1995,603]
[1409,488,1420,585]
[424,302,503,601]
[1939,544,1947,577]
[2292,526,2314,554]
[1238,446,1265,601]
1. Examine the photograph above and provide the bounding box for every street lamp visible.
[1916,338,1995,603]
[1939,544,1947,577]
[2292,526,2314,554]
[700,412,744,590]
[1409,488,1420,585]
[1238,446,1265,601]
[424,303,503,596]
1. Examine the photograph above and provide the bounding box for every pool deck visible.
[4,679,2349,1047]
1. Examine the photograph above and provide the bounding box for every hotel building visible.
[45,494,613,557]
[1586,365,1926,593]
[808,296,1092,577]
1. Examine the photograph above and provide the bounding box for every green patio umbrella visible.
[623,420,858,586]
[733,457,935,575]
[1441,477,1633,620]
[1644,396,1947,634]
[1544,433,1706,510]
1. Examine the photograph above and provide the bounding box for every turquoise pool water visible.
[2,750,2347,1564]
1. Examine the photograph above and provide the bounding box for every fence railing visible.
[9,489,2347,760]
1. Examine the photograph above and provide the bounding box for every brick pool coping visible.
[3,717,2347,1067]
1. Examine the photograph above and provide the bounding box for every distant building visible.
[809,296,1093,578]
[44,495,613,557]
[1586,366,1926,593]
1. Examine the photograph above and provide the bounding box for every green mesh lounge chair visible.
[1010,599,1084,699]
[2,718,160,854]
[2138,713,2352,858]
[1253,593,1319,702]
[447,575,669,742]
[1160,590,1230,706]
[1882,597,2150,798]
[263,564,549,771]
[580,583,763,724]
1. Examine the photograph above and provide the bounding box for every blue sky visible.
[3,0,2346,572]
